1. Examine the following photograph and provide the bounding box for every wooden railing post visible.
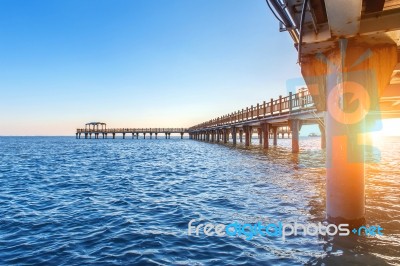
[289,92,293,113]
[263,101,266,117]
[279,95,282,115]
[270,98,274,115]
[257,103,259,117]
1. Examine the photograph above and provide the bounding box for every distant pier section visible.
[76,123,188,139]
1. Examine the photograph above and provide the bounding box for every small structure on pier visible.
[85,122,106,131]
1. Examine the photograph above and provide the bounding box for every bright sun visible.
[377,118,400,136]
[367,118,400,144]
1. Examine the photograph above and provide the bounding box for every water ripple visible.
[0,136,399,265]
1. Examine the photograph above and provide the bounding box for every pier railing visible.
[76,128,188,133]
[189,90,314,130]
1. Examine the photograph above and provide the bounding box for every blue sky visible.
[0,0,323,135]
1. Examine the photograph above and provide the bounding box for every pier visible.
[76,124,188,139]
[188,90,323,153]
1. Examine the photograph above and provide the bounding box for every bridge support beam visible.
[301,37,397,225]
[257,128,262,144]
[244,126,252,147]
[239,129,243,143]
[180,132,183,139]
[261,123,269,149]
[231,127,237,145]
[289,120,301,153]
[272,127,277,146]
[223,129,227,143]
[156,133,158,139]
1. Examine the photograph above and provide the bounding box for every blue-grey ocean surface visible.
[0,136,399,265]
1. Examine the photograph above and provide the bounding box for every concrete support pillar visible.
[223,129,227,143]
[272,127,277,146]
[231,127,237,145]
[261,123,269,149]
[239,130,243,143]
[211,131,215,142]
[217,130,220,142]
[244,126,252,147]
[301,37,397,225]
[257,128,262,144]
[289,120,301,153]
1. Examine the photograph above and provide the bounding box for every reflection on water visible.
[0,136,398,265]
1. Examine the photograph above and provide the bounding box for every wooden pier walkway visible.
[76,90,322,151]
[76,126,188,139]
[187,89,324,152]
